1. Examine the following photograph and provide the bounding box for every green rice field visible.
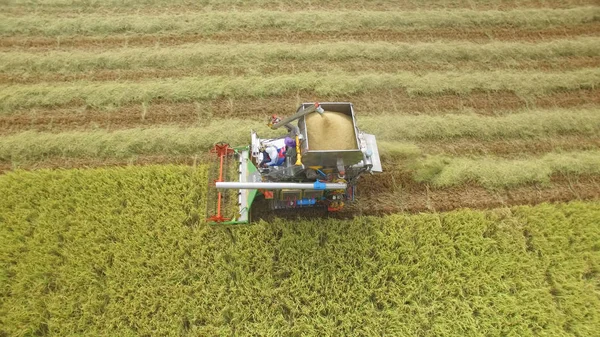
[1,166,599,336]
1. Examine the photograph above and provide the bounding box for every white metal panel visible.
[364,134,383,173]
[237,149,250,222]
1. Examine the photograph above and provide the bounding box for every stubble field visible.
[0,0,599,335]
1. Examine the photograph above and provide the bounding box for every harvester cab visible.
[206,102,382,225]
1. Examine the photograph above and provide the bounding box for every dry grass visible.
[1,69,598,111]
[0,122,267,164]
[1,8,598,37]
[360,107,600,141]
[2,0,595,12]
[412,150,600,188]
[1,38,598,75]
[1,108,597,165]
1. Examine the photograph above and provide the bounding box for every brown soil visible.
[2,24,598,51]
[1,155,597,215]
[2,88,598,135]
[353,169,600,214]
[3,57,598,85]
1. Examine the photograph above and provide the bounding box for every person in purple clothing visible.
[284,136,296,149]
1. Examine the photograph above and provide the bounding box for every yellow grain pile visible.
[305,111,357,150]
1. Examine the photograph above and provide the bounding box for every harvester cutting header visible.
[207,102,382,224]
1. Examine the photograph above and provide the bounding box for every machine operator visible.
[259,137,296,168]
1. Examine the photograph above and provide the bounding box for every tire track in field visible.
[354,173,600,215]
[2,57,598,85]
[2,24,598,51]
[1,89,597,135]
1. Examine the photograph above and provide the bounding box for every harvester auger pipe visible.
[269,102,324,130]
[216,182,347,190]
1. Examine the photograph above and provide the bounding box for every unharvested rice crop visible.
[0,166,598,336]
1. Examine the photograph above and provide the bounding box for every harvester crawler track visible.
[250,195,329,222]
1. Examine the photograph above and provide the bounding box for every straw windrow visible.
[2,8,598,37]
[1,69,599,111]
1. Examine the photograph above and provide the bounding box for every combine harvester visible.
[206,102,382,224]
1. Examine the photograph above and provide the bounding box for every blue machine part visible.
[296,198,317,206]
[313,180,327,190]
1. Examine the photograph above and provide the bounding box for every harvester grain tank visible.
[206,102,382,224]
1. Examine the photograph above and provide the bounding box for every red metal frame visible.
[207,143,235,223]
[327,203,344,212]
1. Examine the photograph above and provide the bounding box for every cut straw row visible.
[1,69,599,111]
[1,7,598,37]
[2,38,598,74]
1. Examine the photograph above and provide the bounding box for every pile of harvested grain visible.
[305,111,357,150]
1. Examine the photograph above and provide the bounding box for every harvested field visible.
[357,173,600,214]
[0,0,597,216]
[414,135,600,157]
[3,57,600,85]
[2,69,599,111]
[411,151,600,188]
[4,25,600,51]
[3,9,598,37]
[3,0,597,13]
[1,0,599,334]
[2,89,599,135]
[3,39,599,74]
[2,108,598,164]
